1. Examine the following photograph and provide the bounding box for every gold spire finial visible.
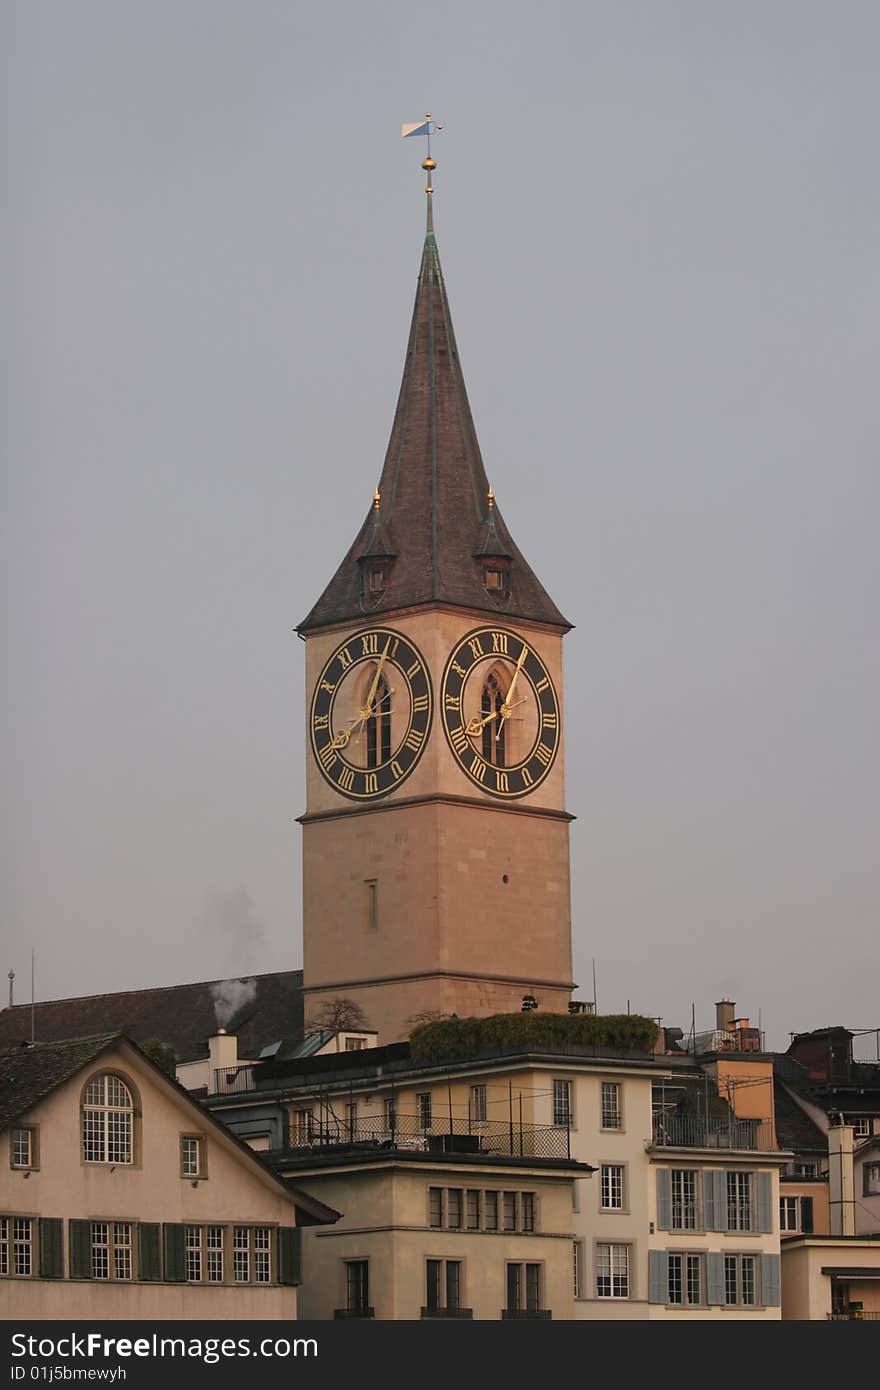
[373,488,381,512]
[487,484,495,510]
[402,113,442,196]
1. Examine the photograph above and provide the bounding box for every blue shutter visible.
[704,1170,725,1231]
[648,1250,668,1304]
[706,1252,725,1305]
[761,1253,781,1307]
[756,1172,773,1233]
[656,1170,672,1230]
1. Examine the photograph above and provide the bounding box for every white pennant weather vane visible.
[401,113,443,193]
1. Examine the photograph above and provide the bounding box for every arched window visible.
[482,672,506,767]
[366,676,392,768]
[82,1073,134,1164]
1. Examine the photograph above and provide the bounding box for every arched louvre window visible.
[366,676,392,768]
[482,672,506,766]
[82,1074,134,1164]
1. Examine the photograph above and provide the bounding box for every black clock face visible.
[309,627,433,801]
[440,626,560,799]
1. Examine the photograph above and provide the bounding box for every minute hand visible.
[362,637,391,718]
[500,645,529,716]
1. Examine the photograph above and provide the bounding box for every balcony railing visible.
[651,1115,775,1150]
[214,1065,260,1094]
[285,1110,571,1161]
[827,1311,880,1321]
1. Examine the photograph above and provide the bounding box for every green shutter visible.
[755,1172,773,1233]
[162,1224,186,1283]
[39,1218,63,1279]
[69,1220,92,1279]
[761,1253,781,1307]
[800,1196,813,1234]
[655,1170,672,1230]
[277,1226,301,1286]
[138,1223,161,1281]
[648,1250,668,1304]
[706,1252,725,1305]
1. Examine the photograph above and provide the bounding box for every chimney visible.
[715,999,736,1032]
[207,1029,239,1094]
[828,1122,856,1237]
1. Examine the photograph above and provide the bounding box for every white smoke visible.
[210,977,257,1031]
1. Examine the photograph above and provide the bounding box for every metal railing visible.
[285,1110,571,1161]
[651,1115,775,1151]
[213,1066,260,1094]
[827,1311,880,1321]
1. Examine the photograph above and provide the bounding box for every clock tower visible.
[297,174,575,1043]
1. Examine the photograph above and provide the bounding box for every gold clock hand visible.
[466,694,527,738]
[501,644,529,716]
[363,637,392,718]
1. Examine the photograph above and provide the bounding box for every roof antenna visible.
[30,950,35,1045]
[7,969,13,1009]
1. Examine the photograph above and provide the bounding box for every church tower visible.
[298,151,575,1043]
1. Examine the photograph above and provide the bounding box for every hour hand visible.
[465,709,498,737]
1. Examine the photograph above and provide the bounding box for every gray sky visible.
[3,1,878,1054]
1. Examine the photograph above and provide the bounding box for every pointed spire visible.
[298,200,570,634]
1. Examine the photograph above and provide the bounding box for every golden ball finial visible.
[487,484,495,510]
[421,157,436,172]
[373,488,381,511]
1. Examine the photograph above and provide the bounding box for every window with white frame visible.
[292,1109,314,1145]
[595,1242,630,1299]
[601,1081,622,1130]
[90,1222,132,1281]
[81,1073,134,1164]
[851,1117,872,1138]
[344,1037,366,1051]
[573,1240,583,1298]
[779,1195,799,1231]
[425,1258,464,1314]
[670,1169,698,1229]
[723,1253,757,1306]
[417,1092,432,1129]
[726,1171,752,1231]
[471,1084,487,1122]
[793,1161,818,1177]
[233,1226,271,1283]
[10,1127,37,1170]
[667,1252,704,1306]
[600,1164,624,1210]
[552,1079,572,1127]
[863,1163,880,1196]
[0,1217,34,1277]
[180,1135,206,1178]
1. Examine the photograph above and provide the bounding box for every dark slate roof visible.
[0,971,303,1065]
[774,1081,828,1157]
[298,197,570,634]
[0,1034,117,1131]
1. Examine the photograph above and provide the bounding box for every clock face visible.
[309,627,433,801]
[440,625,560,799]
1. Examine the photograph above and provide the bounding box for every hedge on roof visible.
[408,1012,658,1061]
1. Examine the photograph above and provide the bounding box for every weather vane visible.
[401,113,443,194]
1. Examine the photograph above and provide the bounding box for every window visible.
[425,1259,464,1315]
[344,1037,366,1052]
[596,1242,630,1299]
[180,1135,206,1179]
[552,1079,572,1127]
[600,1164,624,1210]
[383,1099,396,1131]
[601,1082,621,1130]
[417,1092,432,1129]
[346,1102,358,1138]
[0,1217,34,1277]
[81,1073,134,1164]
[365,880,378,932]
[366,675,391,768]
[293,1109,314,1145]
[471,1084,487,1122]
[185,1226,227,1283]
[10,1127,38,1171]
[506,1262,543,1314]
[345,1259,369,1313]
[723,1253,757,1306]
[573,1240,583,1298]
[851,1117,872,1138]
[429,1186,535,1232]
[233,1226,271,1283]
[864,1163,880,1196]
[793,1161,818,1178]
[667,1253,703,1306]
[726,1172,752,1232]
[779,1195,798,1231]
[90,1222,132,1281]
[671,1170,698,1229]
[481,673,506,765]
